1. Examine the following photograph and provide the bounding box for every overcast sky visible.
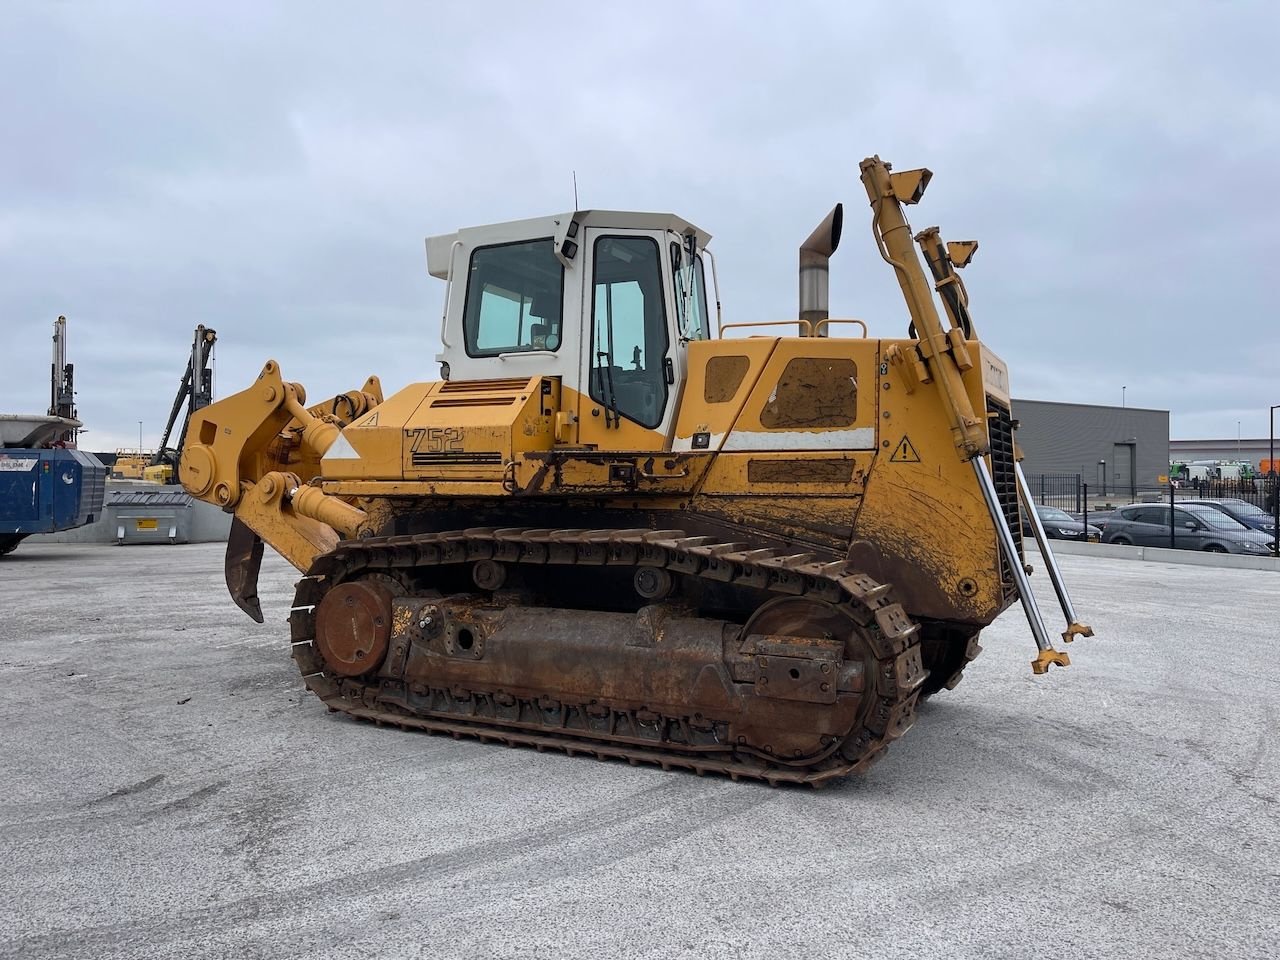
[1,1,1276,450]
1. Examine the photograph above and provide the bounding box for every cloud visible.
[1,0,1276,450]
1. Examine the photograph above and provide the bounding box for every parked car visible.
[1179,498,1277,536]
[1101,503,1276,554]
[1071,509,1113,533]
[1022,505,1102,542]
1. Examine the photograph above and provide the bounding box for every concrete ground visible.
[0,542,1275,960]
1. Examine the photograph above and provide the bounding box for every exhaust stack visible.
[799,203,843,331]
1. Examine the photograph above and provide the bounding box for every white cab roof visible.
[425,210,712,279]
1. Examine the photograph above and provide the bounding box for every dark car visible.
[1180,498,1278,536]
[1022,505,1102,542]
[1101,503,1276,555]
[1071,509,1113,533]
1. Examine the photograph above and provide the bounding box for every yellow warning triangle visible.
[890,435,921,463]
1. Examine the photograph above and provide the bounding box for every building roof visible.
[1013,397,1167,415]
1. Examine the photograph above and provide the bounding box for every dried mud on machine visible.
[177,156,1093,785]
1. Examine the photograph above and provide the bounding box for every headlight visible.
[1243,541,1271,553]
[1056,528,1077,537]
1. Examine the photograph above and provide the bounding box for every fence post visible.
[1075,474,1082,513]
[1169,480,1175,549]
[1266,474,1279,555]
[1082,483,1089,535]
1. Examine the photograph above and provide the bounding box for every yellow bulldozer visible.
[179,156,1092,785]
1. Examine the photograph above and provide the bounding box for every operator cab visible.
[426,211,714,448]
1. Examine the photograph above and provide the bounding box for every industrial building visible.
[1012,398,1170,502]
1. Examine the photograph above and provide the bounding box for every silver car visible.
[1101,503,1276,554]
[1179,498,1278,537]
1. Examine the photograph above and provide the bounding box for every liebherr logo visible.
[985,358,1008,394]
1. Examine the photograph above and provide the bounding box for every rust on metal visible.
[287,526,928,785]
[748,459,855,484]
[314,580,394,677]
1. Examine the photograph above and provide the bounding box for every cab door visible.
[575,230,677,451]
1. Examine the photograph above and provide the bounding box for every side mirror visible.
[1183,521,1197,530]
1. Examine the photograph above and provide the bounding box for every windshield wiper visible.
[596,350,619,428]
[595,283,620,428]
[674,233,698,341]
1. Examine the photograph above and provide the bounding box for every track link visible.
[919,623,985,698]
[288,528,927,786]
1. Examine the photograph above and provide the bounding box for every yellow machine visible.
[143,463,174,484]
[111,451,152,480]
[180,156,1092,784]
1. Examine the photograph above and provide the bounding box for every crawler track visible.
[288,528,927,786]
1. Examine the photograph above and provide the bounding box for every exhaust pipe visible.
[799,203,843,332]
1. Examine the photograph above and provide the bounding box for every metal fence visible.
[1025,474,1279,512]
[1023,473,1279,554]
[1024,474,1085,511]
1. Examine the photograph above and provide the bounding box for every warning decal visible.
[889,436,921,463]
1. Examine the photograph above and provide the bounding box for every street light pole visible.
[138,420,143,455]
[1122,386,1126,409]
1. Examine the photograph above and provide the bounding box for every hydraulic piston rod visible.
[973,457,1069,675]
[1015,462,1095,644]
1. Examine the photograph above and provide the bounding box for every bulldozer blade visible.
[225,517,266,623]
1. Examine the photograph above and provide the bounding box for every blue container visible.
[0,449,107,554]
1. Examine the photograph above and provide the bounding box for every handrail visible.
[719,319,813,338]
[814,318,869,338]
[703,248,723,338]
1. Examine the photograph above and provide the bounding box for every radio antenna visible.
[572,170,579,210]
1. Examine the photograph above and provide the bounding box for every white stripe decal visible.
[721,428,875,451]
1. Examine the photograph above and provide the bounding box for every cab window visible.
[590,236,669,428]
[670,241,710,341]
[462,239,564,357]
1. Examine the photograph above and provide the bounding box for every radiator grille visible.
[986,397,1023,575]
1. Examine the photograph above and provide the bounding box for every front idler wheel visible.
[314,580,395,677]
